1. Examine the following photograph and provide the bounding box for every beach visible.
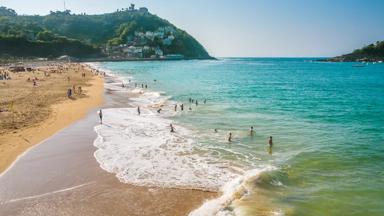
[0,67,216,216]
[1,59,383,216]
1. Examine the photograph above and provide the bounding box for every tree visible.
[0,6,17,17]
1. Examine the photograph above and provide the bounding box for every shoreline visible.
[0,69,217,216]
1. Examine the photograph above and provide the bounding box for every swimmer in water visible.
[214,128,218,133]
[204,99,207,104]
[170,124,175,133]
[250,126,254,136]
[137,106,141,115]
[228,132,233,142]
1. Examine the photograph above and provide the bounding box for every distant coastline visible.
[320,40,384,62]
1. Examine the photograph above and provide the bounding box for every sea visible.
[90,58,384,216]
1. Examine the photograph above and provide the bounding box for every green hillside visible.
[0,6,211,59]
[325,41,384,62]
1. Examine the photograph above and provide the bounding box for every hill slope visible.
[325,41,384,62]
[0,6,211,59]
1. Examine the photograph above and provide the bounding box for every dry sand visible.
[0,63,104,173]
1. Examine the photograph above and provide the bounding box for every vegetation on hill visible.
[0,6,211,59]
[325,41,384,62]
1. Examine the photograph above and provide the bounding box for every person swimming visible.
[170,124,175,133]
[137,106,141,115]
[228,132,233,142]
[250,126,254,136]
[269,136,273,147]
[214,128,218,133]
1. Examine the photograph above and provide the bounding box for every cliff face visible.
[0,7,211,59]
[324,41,384,62]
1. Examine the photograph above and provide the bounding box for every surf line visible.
[2,182,93,204]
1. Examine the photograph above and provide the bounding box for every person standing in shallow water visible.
[269,136,273,147]
[228,132,233,142]
[99,109,103,124]
[250,126,255,136]
[170,124,175,133]
[137,106,141,115]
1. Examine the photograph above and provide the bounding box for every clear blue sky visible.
[2,0,384,57]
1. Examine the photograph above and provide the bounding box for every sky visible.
[1,0,384,57]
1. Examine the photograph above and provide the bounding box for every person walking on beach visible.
[250,126,255,136]
[228,132,233,142]
[99,109,103,124]
[269,136,273,147]
[195,100,198,106]
[170,124,175,133]
[174,104,177,111]
[181,104,184,111]
[137,106,141,115]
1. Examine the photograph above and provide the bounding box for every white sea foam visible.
[94,107,239,191]
[189,166,276,216]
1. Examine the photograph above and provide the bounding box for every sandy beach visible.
[0,63,104,173]
[0,69,215,216]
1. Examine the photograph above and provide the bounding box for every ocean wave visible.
[189,166,277,216]
[93,107,239,191]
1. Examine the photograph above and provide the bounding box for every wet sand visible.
[0,76,216,216]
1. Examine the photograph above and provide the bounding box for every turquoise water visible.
[99,58,384,215]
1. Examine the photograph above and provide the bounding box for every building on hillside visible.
[154,31,165,38]
[162,35,175,46]
[145,31,155,40]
